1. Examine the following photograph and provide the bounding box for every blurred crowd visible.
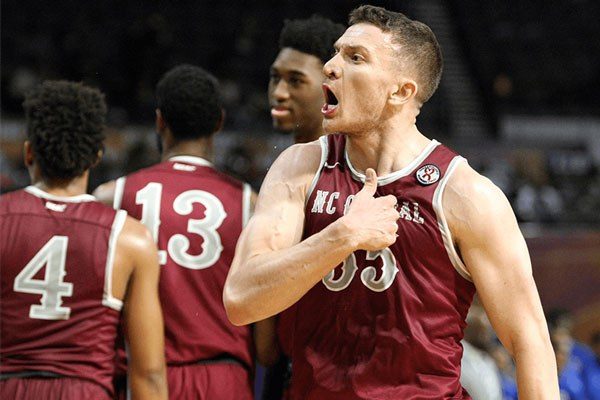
[461,302,600,400]
[3,120,599,228]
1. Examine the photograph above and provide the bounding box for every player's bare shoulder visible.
[260,138,324,202]
[442,161,514,239]
[118,216,156,255]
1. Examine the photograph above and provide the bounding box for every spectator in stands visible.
[460,304,503,400]
[490,344,518,400]
[553,334,588,400]
[548,309,596,372]
[585,331,600,399]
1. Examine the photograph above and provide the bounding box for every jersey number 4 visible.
[14,236,73,320]
[136,182,226,270]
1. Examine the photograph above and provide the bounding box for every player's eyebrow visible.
[270,66,307,78]
[334,43,370,55]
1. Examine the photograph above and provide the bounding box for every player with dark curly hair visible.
[0,80,168,400]
[269,15,345,144]
[94,64,274,399]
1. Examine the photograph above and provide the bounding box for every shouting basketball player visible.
[224,5,558,399]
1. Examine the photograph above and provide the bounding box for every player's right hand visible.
[341,168,400,251]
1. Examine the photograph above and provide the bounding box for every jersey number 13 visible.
[135,183,227,270]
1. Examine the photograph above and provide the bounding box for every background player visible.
[0,81,167,400]
[224,5,559,399]
[263,14,347,400]
[95,64,275,399]
[269,15,346,144]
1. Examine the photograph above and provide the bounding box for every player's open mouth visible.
[321,84,339,116]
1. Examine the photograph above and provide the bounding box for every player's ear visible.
[92,149,104,168]
[23,140,34,168]
[156,108,167,133]
[389,79,417,106]
[214,108,226,133]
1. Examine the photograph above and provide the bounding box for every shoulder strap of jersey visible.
[113,177,127,210]
[102,209,127,310]
[305,135,330,206]
[242,183,252,227]
[432,155,472,281]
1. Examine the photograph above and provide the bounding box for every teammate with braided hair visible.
[0,80,167,400]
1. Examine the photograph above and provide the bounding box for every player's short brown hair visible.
[349,5,443,103]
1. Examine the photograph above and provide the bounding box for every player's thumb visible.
[360,168,378,196]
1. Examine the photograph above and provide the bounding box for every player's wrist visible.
[331,215,361,252]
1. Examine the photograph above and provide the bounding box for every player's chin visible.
[272,119,295,134]
[322,117,342,133]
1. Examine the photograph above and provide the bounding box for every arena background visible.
[2,0,599,391]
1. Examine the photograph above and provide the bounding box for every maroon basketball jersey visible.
[287,134,476,400]
[115,156,253,369]
[0,186,126,396]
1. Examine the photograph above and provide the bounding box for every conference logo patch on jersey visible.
[415,164,440,185]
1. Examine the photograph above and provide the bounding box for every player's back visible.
[115,156,253,370]
[0,186,126,397]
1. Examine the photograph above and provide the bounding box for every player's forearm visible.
[224,218,357,325]
[513,339,559,399]
[129,367,168,400]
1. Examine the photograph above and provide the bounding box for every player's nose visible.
[271,79,290,101]
[323,57,341,80]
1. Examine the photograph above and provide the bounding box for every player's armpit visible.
[443,164,559,400]
[92,179,116,206]
[118,218,168,400]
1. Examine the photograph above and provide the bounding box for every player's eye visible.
[269,73,281,83]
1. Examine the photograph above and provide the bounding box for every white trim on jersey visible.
[168,155,213,167]
[242,183,252,227]
[102,210,127,311]
[432,156,473,282]
[113,177,126,210]
[25,186,96,203]
[305,135,329,207]
[345,139,441,186]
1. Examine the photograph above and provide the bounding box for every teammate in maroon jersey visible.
[94,65,274,399]
[263,15,347,400]
[224,5,559,400]
[0,81,167,400]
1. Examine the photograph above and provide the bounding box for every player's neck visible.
[162,138,213,162]
[31,172,90,198]
[345,119,431,176]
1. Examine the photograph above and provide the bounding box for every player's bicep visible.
[450,177,547,354]
[234,144,317,262]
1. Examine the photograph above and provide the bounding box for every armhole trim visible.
[432,156,473,282]
[113,177,126,210]
[102,210,127,311]
[242,183,252,227]
[304,135,329,207]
